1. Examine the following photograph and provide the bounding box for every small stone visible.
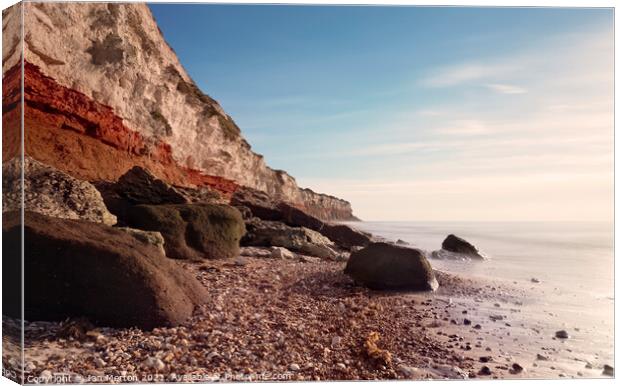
[336,363,347,370]
[144,357,165,371]
[555,330,569,339]
[397,364,422,378]
[270,247,295,259]
[479,356,492,363]
[474,324,482,329]
[531,278,540,283]
[603,365,614,376]
[478,366,492,376]
[331,336,342,348]
[94,358,107,368]
[206,351,220,361]
[234,256,249,266]
[537,354,549,361]
[463,318,472,325]
[25,362,36,372]
[289,363,301,372]
[511,363,524,374]
[40,370,53,382]
[585,362,593,369]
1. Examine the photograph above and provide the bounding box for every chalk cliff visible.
[3,2,357,220]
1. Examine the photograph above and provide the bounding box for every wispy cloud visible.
[486,83,527,94]
[421,62,519,88]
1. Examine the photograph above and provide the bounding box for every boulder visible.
[231,187,282,221]
[3,156,116,225]
[117,227,166,256]
[441,234,486,259]
[3,211,206,329]
[242,218,341,260]
[126,204,245,260]
[321,223,372,249]
[270,247,296,260]
[173,185,225,205]
[344,242,438,291]
[114,166,187,205]
[239,246,272,258]
[232,187,371,249]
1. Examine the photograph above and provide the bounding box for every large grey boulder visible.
[242,218,342,260]
[344,242,438,291]
[2,156,116,225]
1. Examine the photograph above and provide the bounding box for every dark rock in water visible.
[441,234,485,259]
[344,242,438,291]
[555,330,569,339]
[3,211,206,329]
[603,365,614,376]
[115,166,188,205]
[126,204,245,260]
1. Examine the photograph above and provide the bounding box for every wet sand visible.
[2,250,614,382]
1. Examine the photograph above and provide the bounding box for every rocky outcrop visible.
[114,166,187,205]
[233,187,371,249]
[125,204,245,261]
[3,211,207,329]
[344,242,439,291]
[441,234,486,260]
[96,166,227,227]
[242,218,343,260]
[3,2,358,221]
[3,156,117,225]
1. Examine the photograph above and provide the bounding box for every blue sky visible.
[150,5,613,221]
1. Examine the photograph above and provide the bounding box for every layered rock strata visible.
[2,2,358,221]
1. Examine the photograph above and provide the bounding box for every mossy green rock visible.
[126,204,245,260]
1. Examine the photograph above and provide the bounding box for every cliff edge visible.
[3,3,357,221]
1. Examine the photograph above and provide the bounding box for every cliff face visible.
[4,2,357,220]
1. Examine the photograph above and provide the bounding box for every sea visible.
[345,221,615,370]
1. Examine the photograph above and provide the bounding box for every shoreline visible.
[3,250,612,382]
